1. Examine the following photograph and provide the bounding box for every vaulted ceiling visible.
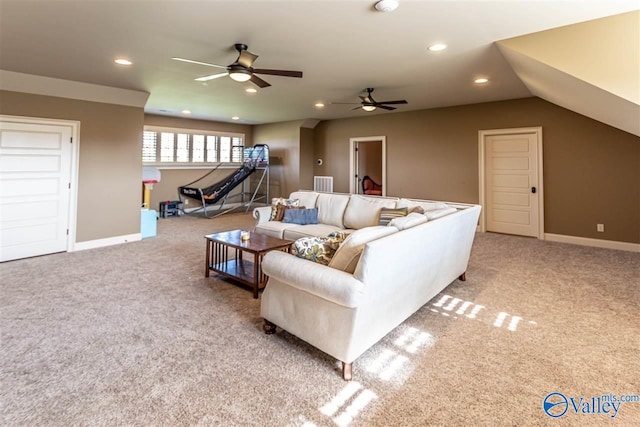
[0,0,638,135]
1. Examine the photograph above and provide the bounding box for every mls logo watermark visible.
[543,392,639,419]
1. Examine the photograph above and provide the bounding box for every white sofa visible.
[253,191,481,380]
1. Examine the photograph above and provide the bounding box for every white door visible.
[0,121,73,262]
[484,132,540,237]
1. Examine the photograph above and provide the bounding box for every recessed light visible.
[245,88,257,93]
[374,0,399,12]
[232,116,240,120]
[428,44,447,52]
[474,78,489,84]
[315,103,325,108]
[114,58,132,65]
[181,110,191,114]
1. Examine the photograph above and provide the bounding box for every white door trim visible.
[349,136,386,196]
[1,114,80,252]
[478,127,544,239]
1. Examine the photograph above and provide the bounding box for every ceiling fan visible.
[332,88,408,111]
[172,43,303,88]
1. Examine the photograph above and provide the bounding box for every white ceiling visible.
[1,0,638,125]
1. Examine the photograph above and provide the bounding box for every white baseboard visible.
[72,233,141,252]
[544,233,640,253]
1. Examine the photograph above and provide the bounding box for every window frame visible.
[142,126,245,169]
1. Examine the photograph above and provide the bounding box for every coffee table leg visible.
[205,240,211,278]
[253,253,260,299]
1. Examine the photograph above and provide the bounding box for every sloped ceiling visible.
[497,11,640,137]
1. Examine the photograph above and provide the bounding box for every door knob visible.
[531,187,537,194]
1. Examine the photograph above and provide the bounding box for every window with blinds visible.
[142,127,244,166]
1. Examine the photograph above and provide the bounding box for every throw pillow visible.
[378,207,408,226]
[283,207,319,225]
[273,205,305,222]
[269,198,300,221]
[292,231,349,265]
[408,205,425,214]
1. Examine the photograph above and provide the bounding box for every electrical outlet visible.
[597,224,605,232]
[184,199,189,205]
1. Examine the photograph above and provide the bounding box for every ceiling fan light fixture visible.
[229,70,252,82]
[362,105,377,112]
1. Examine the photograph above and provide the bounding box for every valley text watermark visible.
[543,392,639,419]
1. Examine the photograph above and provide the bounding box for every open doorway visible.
[349,136,386,196]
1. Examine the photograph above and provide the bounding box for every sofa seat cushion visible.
[328,225,398,273]
[316,193,350,228]
[254,221,299,239]
[282,223,351,240]
[343,195,398,229]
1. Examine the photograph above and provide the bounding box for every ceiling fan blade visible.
[250,74,271,88]
[351,106,363,111]
[377,100,408,105]
[378,105,396,110]
[238,50,258,68]
[195,72,229,82]
[172,57,227,69]
[253,69,303,78]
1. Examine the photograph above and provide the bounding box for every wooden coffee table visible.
[204,230,293,298]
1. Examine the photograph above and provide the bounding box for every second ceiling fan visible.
[333,88,408,111]
[172,43,303,88]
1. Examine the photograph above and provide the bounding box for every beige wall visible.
[314,97,640,244]
[253,120,305,197]
[0,90,144,242]
[299,127,315,191]
[144,114,254,210]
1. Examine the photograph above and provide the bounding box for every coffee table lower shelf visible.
[205,230,292,298]
[210,259,259,290]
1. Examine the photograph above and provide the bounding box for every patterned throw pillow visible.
[273,204,305,222]
[269,198,300,221]
[378,207,408,226]
[291,231,349,265]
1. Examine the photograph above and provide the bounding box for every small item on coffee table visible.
[241,230,250,241]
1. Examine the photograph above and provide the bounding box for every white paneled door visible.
[484,132,541,237]
[0,120,73,262]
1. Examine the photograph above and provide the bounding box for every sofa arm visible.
[262,251,365,308]
[253,206,273,223]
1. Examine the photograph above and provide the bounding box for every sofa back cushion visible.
[396,198,448,212]
[328,225,397,273]
[316,193,350,228]
[289,191,319,209]
[389,212,428,230]
[343,195,398,229]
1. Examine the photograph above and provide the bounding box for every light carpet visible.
[1,212,638,426]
